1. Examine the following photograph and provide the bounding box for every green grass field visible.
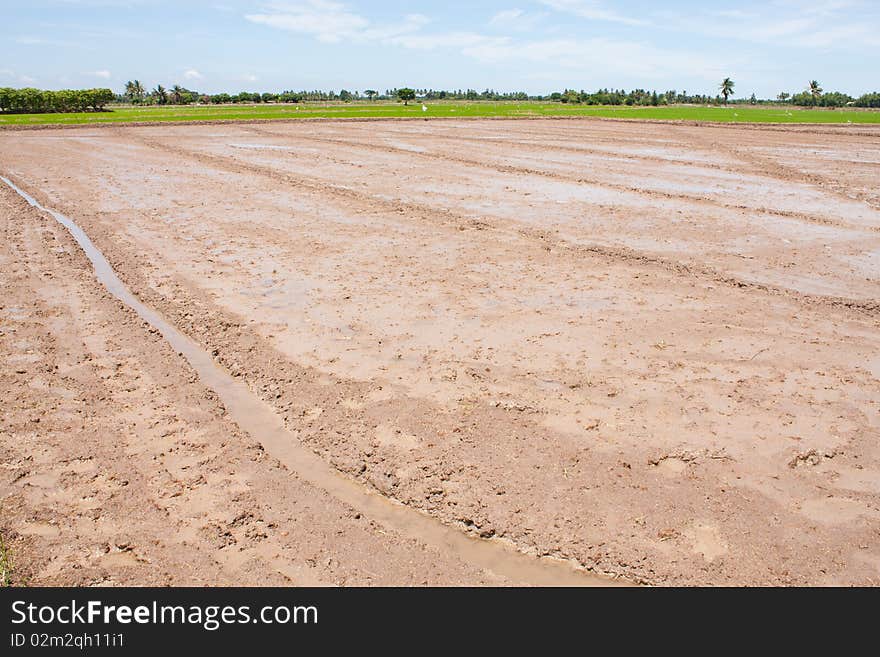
[2,102,879,126]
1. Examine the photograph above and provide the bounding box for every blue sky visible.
[2,1,878,97]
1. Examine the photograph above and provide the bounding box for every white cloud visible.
[184,69,204,80]
[488,7,547,31]
[490,9,524,25]
[537,0,647,26]
[15,35,83,47]
[0,68,37,86]
[244,1,729,85]
[88,69,112,79]
[659,1,880,50]
[388,31,510,51]
[245,1,428,44]
[460,36,728,83]
[246,1,368,43]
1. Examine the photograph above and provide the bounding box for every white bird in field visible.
[422,104,428,112]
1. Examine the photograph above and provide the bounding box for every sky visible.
[1,0,878,98]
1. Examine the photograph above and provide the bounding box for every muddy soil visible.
[2,118,879,585]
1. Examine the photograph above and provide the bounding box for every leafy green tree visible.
[561,89,580,104]
[339,89,353,102]
[720,78,735,104]
[397,88,416,105]
[777,92,790,103]
[364,89,377,101]
[85,88,114,110]
[855,92,880,108]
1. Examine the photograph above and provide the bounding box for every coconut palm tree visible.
[124,79,145,104]
[720,78,735,104]
[153,84,168,105]
[171,84,184,105]
[808,80,823,103]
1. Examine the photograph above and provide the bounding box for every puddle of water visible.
[3,306,28,320]
[1,175,618,587]
[387,140,426,153]
[230,143,296,151]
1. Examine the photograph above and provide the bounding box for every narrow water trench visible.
[2,175,624,587]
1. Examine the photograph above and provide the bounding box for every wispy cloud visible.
[245,1,428,44]
[245,1,725,84]
[659,1,880,50]
[388,32,510,51]
[537,0,648,26]
[0,68,37,85]
[488,7,547,31]
[462,36,729,83]
[87,69,112,79]
[490,8,524,26]
[184,69,204,80]
[53,0,147,6]
[240,0,876,93]
[15,35,87,48]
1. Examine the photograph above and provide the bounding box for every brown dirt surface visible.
[2,118,879,586]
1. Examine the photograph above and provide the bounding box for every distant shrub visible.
[0,87,114,113]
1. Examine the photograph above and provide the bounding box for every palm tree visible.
[720,78,735,104]
[124,79,145,104]
[808,80,823,103]
[153,84,168,105]
[171,84,184,105]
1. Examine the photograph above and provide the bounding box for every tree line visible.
[123,79,880,109]
[551,88,718,106]
[2,79,880,114]
[119,81,542,106]
[0,87,115,113]
[552,80,880,108]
